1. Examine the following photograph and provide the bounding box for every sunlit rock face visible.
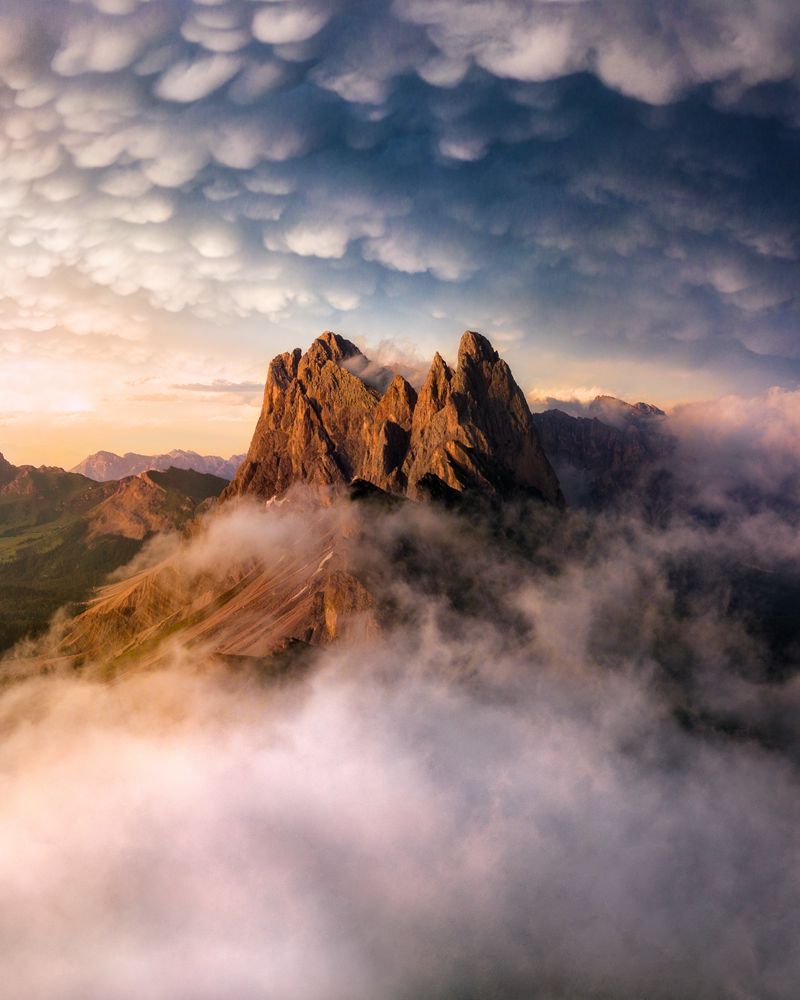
[49,331,564,670]
[225,331,563,506]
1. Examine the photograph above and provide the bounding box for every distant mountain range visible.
[71,449,245,482]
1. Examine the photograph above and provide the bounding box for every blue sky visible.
[1,0,799,464]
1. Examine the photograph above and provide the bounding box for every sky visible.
[0,0,799,467]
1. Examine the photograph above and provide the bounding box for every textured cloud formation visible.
[3,470,800,998]
[1,0,800,462]
[2,655,799,1000]
[398,0,800,103]
[670,386,800,510]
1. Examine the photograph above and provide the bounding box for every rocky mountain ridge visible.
[32,331,564,672]
[0,462,228,652]
[532,406,671,507]
[0,453,17,488]
[3,331,671,670]
[72,449,245,482]
[225,330,563,506]
[584,395,665,426]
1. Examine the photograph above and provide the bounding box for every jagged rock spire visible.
[0,452,16,488]
[224,330,563,506]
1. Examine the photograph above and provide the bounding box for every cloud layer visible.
[1,0,800,464]
[3,462,800,997]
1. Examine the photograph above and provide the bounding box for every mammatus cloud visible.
[0,0,799,460]
[397,0,800,104]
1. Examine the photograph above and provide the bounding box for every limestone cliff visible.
[225,330,562,506]
[15,331,562,671]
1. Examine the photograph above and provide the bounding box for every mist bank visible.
[1,611,798,999]
[2,461,800,997]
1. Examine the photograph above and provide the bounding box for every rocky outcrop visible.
[87,469,230,541]
[59,506,378,671]
[532,407,671,507]
[225,330,562,506]
[224,334,380,499]
[12,331,563,670]
[0,453,16,488]
[402,332,562,501]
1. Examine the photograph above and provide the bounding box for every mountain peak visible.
[589,395,666,426]
[458,330,498,366]
[225,331,563,506]
[0,452,16,488]
[308,330,362,364]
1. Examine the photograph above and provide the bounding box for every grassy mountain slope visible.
[0,459,228,652]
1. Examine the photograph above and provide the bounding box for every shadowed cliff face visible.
[0,453,16,489]
[532,407,672,509]
[224,331,563,506]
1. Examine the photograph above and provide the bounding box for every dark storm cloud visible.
[1,0,799,392]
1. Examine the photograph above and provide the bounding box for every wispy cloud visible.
[173,380,263,394]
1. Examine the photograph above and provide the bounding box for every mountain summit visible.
[225,331,562,506]
[35,332,560,671]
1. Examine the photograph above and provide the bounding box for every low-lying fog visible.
[2,393,800,999]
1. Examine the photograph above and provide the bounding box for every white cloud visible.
[363,228,478,282]
[53,21,150,76]
[397,0,800,104]
[142,146,210,188]
[313,68,391,106]
[251,4,330,45]
[155,53,244,102]
[229,60,287,102]
[325,289,361,311]
[284,223,352,259]
[670,386,800,507]
[417,54,469,88]
[228,284,291,316]
[478,21,577,83]
[438,134,487,162]
[190,222,242,259]
[181,5,251,54]
[98,169,153,199]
